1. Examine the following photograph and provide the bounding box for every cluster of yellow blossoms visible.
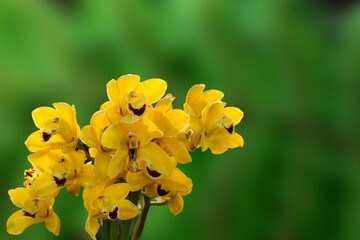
[7,75,244,239]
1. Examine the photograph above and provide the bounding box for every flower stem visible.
[119,191,141,240]
[103,219,109,240]
[131,195,150,240]
[110,219,120,240]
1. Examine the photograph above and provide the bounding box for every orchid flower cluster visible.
[7,74,244,239]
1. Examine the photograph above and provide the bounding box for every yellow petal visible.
[185,84,205,109]
[133,119,163,147]
[155,93,175,113]
[117,74,140,98]
[206,129,244,154]
[94,151,112,180]
[25,130,67,152]
[28,150,59,174]
[108,149,128,179]
[32,107,59,130]
[106,104,123,124]
[135,78,167,104]
[104,183,130,200]
[44,212,60,236]
[222,106,244,125]
[75,164,98,188]
[168,194,184,216]
[186,84,224,116]
[67,150,87,173]
[90,110,108,142]
[79,125,98,149]
[158,168,190,192]
[137,142,175,176]
[202,101,226,126]
[165,110,190,134]
[158,137,191,164]
[85,216,100,239]
[106,79,121,107]
[144,183,158,198]
[53,103,76,129]
[32,174,61,200]
[100,101,112,110]
[66,184,82,196]
[126,171,152,191]
[101,123,128,149]
[188,114,204,150]
[117,199,139,220]
[7,210,43,235]
[8,188,33,209]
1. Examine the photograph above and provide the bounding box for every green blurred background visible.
[1,0,360,239]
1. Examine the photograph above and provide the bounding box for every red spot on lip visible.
[23,211,36,218]
[128,104,146,116]
[53,176,66,187]
[157,185,170,196]
[41,132,52,142]
[146,167,161,178]
[108,207,118,220]
[225,124,234,134]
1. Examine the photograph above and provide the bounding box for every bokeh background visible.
[1,0,360,239]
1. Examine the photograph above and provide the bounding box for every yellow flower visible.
[200,101,244,154]
[7,187,60,235]
[29,149,98,199]
[101,119,176,179]
[83,181,139,239]
[25,103,80,153]
[105,74,167,123]
[182,84,224,150]
[126,163,192,216]
[145,94,192,164]
[79,110,114,180]
[183,84,244,153]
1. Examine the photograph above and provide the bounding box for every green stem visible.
[110,219,120,240]
[119,191,141,240]
[103,219,109,240]
[132,195,150,240]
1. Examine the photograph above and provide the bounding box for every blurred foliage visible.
[1,0,360,239]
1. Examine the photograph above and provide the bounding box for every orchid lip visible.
[224,124,234,134]
[108,207,118,220]
[23,211,36,218]
[41,132,52,142]
[53,176,66,187]
[128,103,146,116]
[157,185,170,196]
[146,167,162,178]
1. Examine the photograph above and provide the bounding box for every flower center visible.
[125,91,147,116]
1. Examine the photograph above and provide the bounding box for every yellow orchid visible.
[28,149,98,199]
[83,181,139,239]
[144,95,192,165]
[7,187,60,235]
[126,162,192,193]
[200,101,244,154]
[25,103,80,153]
[101,118,176,179]
[79,109,114,180]
[183,84,244,153]
[105,74,167,124]
[10,76,244,239]
[126,163,192,216]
